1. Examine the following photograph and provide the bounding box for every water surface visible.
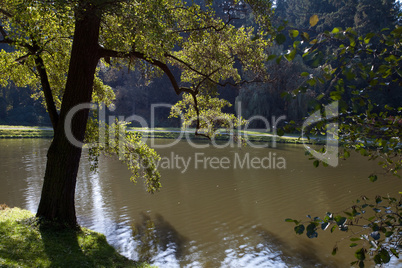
[0,139,400,267]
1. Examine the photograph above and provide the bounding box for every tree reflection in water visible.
[131,213,188,263]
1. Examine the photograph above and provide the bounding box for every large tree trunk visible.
[36,6,101,227]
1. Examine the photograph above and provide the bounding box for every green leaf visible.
[306,223,318,238]
[379,249,391,263]
[385,231,394,237]
[285,49,297,61]
[335,216,346,226]
[384,104,393,111]
[364,33,375,44]
[294,224,305,235]
[276,33,286,45]
[267,54,276,61]
[301,32,310,42]
[313,160,319,168]
[301,72,309,77]
[355,248,365,261]
[374,254,382,264]
[330,91,342,101]
[309,15,319,27]
[307,79,316,86]
[369,174,377,182]
[289,29,299,38]
[390,248,399,258]
[331,246,338,256]
[350,243,358,248]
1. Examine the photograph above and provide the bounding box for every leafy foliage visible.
[285,12,402,266]
[293,24,402,177]
[85,118,161,193]
[287,195,402,267]
[169,92,247,139]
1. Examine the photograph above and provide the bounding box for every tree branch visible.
[34,54,59,130]
[166,53,269,87]
[98,47,266,140]
[99,47,225,139]
[0,8,12,18]
[0,25,7,39]
[172,16,237,34]
[99,47,192,95]
[0,8,60,129]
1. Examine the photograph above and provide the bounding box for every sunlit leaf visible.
[309,15,319,27]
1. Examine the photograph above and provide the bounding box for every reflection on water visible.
[131,213,188,264]
[0,139,401,267]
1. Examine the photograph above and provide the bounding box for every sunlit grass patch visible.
[0,126,53,139]
[0,207,151,268]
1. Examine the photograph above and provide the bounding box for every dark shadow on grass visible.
[39,222,137,267]
[39,223,88,267]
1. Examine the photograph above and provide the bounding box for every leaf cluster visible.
[169,92,247,140]
[85,118,161,193]
[286,195,402,267]
[286,19,402,178]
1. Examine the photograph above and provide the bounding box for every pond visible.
[0,139,400,267]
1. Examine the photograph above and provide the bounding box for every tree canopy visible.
[0,0,274,226]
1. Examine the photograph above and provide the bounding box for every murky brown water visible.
[0,139,401,267]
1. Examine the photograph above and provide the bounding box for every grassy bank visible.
[129,127,322,145]
[0,205,151,268]
[0,125,322,145]
[0,125,53,139]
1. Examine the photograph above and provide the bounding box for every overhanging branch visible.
[98,46,267,140]
[99,47,192,96]
[166,53,270,87]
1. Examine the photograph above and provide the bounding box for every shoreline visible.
[0,125,324,145]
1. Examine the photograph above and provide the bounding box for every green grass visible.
[0,125,324,144]
[128,127,323,145]
[0,126,53,139]
[0,206,152,268]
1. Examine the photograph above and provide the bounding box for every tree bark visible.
[36,5,101,227]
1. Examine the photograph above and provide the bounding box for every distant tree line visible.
[237,0,401,128]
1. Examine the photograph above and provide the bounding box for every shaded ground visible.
[0,205,151,268]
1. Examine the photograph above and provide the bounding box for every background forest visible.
[0,0,400,127]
